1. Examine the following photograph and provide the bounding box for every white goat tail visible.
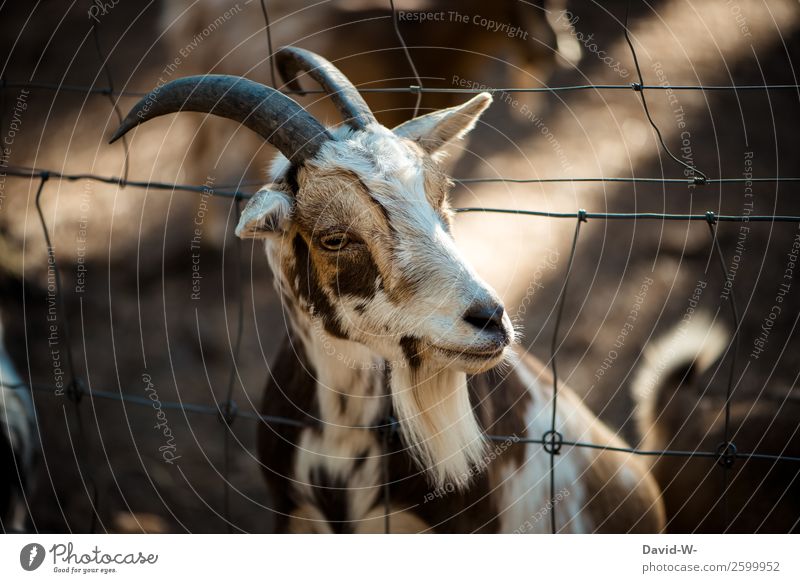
[631,311,729,436]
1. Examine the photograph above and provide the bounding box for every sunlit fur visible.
[237,94,517,486]
[231,88,668,531]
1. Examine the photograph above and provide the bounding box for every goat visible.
[0,314,38,532]
[632,312,800,533]
[111,47,665,533]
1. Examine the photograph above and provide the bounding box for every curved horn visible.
[276,46,377,130]
[109,75,332,163]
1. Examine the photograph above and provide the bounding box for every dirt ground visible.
[1,0,798,532]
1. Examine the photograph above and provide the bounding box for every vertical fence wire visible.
[381,423,391,534]
[0,0,796,535]
[389,0,422,117]
[217,199,244,532]
[705,214,742,530]
[259,0,278,89]
[90,22,129,185]
[34,174,100,532]
[622,1,707,183]
[547,211,587,533]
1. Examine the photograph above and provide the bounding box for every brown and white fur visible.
[113,49,665,533]
[238,98,664,533]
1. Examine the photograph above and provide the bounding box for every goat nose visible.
[463,302,506,335]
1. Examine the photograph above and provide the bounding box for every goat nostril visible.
[463,303,506,334]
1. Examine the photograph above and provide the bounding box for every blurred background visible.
[0,0,798,533]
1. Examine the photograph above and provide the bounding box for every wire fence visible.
[1,0,799,534]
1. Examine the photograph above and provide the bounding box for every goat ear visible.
[235,187,293,238]
[392,92,492,157]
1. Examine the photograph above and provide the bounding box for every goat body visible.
[113,47,665,534]
[260,333,664,533]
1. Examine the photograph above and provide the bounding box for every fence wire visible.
[1,0,799,535]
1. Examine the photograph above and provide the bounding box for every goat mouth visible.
[431,344,506,361]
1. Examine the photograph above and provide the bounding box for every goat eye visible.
[319,232,350,250]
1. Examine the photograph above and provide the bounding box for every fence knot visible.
[218,399,239,426]
[577,208,588,223]
[692,175,707,186]
[715,441,738,468]
[705,211,717,225]
[542,430,563,455]
[631,82,643,92]
[409,85,422,94]
[40,170,51,182]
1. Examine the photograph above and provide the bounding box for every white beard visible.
[389,362,487,489]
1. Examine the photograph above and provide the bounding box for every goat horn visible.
[109,75,332,164]
[276,46,377,130]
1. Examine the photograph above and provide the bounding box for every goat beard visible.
[389,362,487,489]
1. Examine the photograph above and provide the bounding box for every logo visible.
[20,543,46,571]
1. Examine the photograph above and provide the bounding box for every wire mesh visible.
[1,0,798,535]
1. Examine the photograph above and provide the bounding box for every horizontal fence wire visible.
[3,167,800,222]
[2,0,799,534]
[3,80,800,98]
[3,380,799,464]
[4,164,800,187]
